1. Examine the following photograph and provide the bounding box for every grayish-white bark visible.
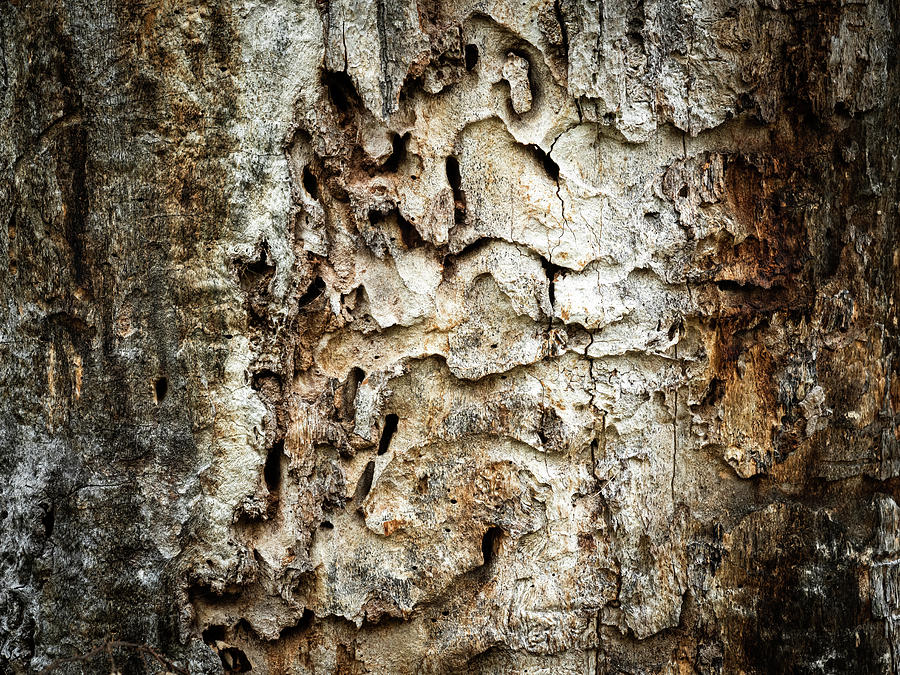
[1,0,899,672]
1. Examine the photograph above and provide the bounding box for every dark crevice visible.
[465,44,479,71]
[297,607,314,630]
[702,377,725,406]
[553,0,570,60]
[354,460,376,504]
[527,144,559,182]
[378,414,399,455]
[278,608,315,640]
[238,244,274,292]
[233,619,256,637]
[442,237,493,280]
[219,646,252,673]
[42,503,55,538]
[302,166,319,200]
[202,625,226,644]
[714,279,745,292]
[264,440,283,494]
[323,69,360,119]
[383,133,409,172]
[397,212,424,249]
[667,317,683,341]
[715,279,785,294]
[447,237,493,262]
[540,257,562,309]
[480,526,503,567]
[446,155,462,191]
[626,0,645,46]
[372,208,425,249]
[154,377,168,403]
[245,250,271,276]
[298,276,325,308]
[446,156,466,224]
[342,367,366,417]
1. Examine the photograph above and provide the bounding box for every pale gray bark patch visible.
[1,0,899,673]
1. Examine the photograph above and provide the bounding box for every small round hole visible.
[465,44,479,71]
[302,166,319,200]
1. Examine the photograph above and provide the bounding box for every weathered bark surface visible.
[1,0,899,672]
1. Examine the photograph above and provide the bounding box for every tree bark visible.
[1,0,898,672]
